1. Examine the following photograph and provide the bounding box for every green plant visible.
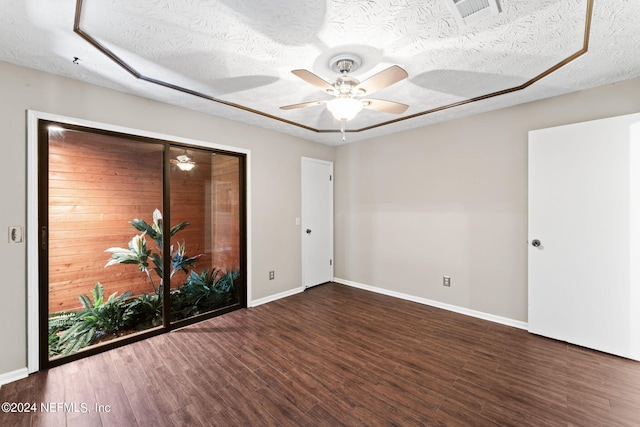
[105,209,200,294]
[126,292,163,327]
[48,311,78,357]
[53,283,133,356]
[49,210,239,357]
[171,269,238,320]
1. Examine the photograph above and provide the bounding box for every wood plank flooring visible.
[1,282,639,426]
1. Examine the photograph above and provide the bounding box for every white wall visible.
[334,78,640,323]
[0,60,333,378]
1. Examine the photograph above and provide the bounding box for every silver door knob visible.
[306,229,312,234]
[532,239,541,247]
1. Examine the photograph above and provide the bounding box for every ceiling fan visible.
[280,54,409,139]
[170,149,196,171]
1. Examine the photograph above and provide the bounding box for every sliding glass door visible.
[169,147,243,323]
[39,120,246,367]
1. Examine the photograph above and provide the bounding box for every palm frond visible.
[169,221,190,237]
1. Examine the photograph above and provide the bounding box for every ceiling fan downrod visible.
[330,54,362,75]
[335,59,354,74]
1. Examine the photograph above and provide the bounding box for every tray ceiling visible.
[1,0,639,145]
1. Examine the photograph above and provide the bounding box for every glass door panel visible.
[45,125,164,360]
[169,146,242,322]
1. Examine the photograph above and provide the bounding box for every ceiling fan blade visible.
[291,69,335,92]
[279,100,326,110]
[356,65,408,95]
[362,99,409,114]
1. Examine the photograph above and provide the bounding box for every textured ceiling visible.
[0,0,639,145]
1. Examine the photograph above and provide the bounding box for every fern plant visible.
[53,283,133,356]
[48,311,78,357]
[171,269,238,320]
[126,292,163,327]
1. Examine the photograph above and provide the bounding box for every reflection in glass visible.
[169,147,242,322]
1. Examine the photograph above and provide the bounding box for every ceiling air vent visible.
[444,0,501,26]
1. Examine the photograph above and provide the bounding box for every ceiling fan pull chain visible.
[341,120,346,141]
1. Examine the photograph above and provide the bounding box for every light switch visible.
[295,217,301,226]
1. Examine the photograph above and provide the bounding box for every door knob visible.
[531,239,541,247]
[306,229,312,234]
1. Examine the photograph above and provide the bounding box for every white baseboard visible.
[333,277,527,330]
[250,286,305,307]
[0,368,28,388]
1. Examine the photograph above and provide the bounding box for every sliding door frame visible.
[27,110,252,372]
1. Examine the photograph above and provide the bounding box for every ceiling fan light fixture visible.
[172,153,196,171]
[327,97,363,121]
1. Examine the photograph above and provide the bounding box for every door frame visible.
[27,110,253,373]
[301,157,334,289]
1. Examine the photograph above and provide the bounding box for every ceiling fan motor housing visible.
[328,54,363,96]
[329,54,362,74]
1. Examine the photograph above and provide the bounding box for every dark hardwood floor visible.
[2,282,639,426]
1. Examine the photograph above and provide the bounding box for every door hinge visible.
[330,259,332,266]
[329,174,332,181]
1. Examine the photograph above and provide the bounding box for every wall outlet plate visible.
[8,226,24,243]
[443,276,451,287]
[269,270,275,280]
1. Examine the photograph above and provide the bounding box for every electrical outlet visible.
[443,276,451,287]
[8,226,24,244]
[269,271,275,280]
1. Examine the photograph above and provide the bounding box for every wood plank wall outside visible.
[48,131,240,312]
[169,150,240,288]
[211,155,241,273]
[48,131,164,312]
[168,148,212,289]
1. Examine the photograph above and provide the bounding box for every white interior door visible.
[528,113,640,361]
[302,157,333,288]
